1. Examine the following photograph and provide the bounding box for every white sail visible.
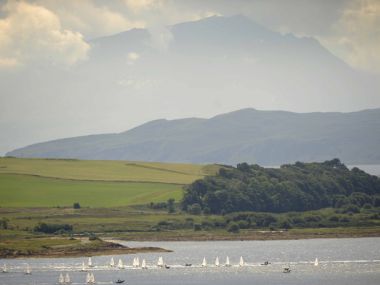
[110,257,115,267]
[59,273,64,284]
[225,256,231,267]
[136,257,140,268]
[86,273,91,284]
[157,256,164,267]
[25,264,31,274]
[202,257,207,267]
[65,273,70,283]
[81,261,86,272]
[141,259,147,269]
[215,257,219,267]
[239,256,244,267]
[88,257,93,267]
[2,263,7,273]
[314,258,319,266]
[118,259,124,269]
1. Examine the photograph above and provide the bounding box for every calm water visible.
[267,164,380,176]
[1,238,380,285]
[348,165,380,176]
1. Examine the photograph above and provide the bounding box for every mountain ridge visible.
[7,108,380,165]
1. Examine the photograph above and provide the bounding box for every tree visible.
[182,159,380,214]
[167,198,175,213]
[227,222,240,233]
[189,203,202,215]
[0,218,9,229]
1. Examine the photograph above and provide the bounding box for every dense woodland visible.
[182,159,380,215]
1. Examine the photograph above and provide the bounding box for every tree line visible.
[182,159,380,214]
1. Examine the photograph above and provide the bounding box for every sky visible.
[0,0,380,155]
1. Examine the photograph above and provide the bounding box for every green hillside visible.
[0,174,184,207]
[0,157,219,184]
[0,158,219,207]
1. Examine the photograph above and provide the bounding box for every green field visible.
[0,157,218,184]
[0,174,184,207]
[0,157,219,208]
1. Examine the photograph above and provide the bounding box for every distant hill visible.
[2,15,380,157]
[6,108,380,165]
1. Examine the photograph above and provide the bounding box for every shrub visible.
[167,198,175,213]
[189,203,202,215]
[237,220,249,229]
[341,204,360,214]
[88,233,98,240]
[227,222,240,233]
[0,218,9,229]
[304,215,321,223]
[329,215,340,222]
[291,217,305,226]
[193,224,202,231]
[201,220,213,230]
[34,223,73,234]
[203,207,211,215]
[280,220,292,229]
[339,217,351,223]
[150,202,167,209]
[362,203,373,209]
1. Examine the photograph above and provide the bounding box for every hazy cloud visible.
[125,0,163,13]
[0,1,90,68]
[321,0,380,73]
[126,52,140,64]
[38,0,145,39]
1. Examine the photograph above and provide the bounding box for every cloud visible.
[0,1,90,68]
[128,52,140,61]
[127,52,140,64]
[319,0,380,74]
[125,0,163,13]
[39,0,145,39]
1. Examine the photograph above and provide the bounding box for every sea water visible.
[1,237,380,285]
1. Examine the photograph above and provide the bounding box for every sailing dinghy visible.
[58,273,65,284]
[2,264,7,273]
[25,264,31,275]
[215,257,220,267]
[110,257,115,267]
[202,257,207,267]
[157,256,164,268]
[314,258,319,266]
[225,256,231,267]
[118,259,124,269]
[239,256,245,267]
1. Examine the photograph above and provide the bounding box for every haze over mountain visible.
[1,15,380,155]
[7,108,380,166]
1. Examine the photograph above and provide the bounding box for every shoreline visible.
[104,227,380,242]
[2,227,379,259]
[0,239,170,259]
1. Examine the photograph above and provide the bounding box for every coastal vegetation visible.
[182,159,380,214]
[0,157,379,257]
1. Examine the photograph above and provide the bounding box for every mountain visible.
[7,108,380,165]
[2,15,379,156]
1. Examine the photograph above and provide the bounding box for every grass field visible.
[0,174,183,207]
[0,157,220,208]
[0,157,219,184]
